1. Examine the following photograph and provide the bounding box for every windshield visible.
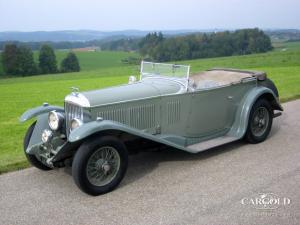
[141,61,190,80]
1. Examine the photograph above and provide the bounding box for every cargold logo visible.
[241,193,291,210]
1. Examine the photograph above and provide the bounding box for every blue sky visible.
[0,0,299,31]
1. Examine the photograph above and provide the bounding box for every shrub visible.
[60,52,80,73]
[39,44,57,74]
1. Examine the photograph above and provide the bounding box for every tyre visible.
[245,98,273,144]
[72,136,128,195]
[23,122,52,170]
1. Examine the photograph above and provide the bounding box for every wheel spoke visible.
[86,146,121,187]
[107,150,113,160]
[251,106,270,137]
[259,108,265,118]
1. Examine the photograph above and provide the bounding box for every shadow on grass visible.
[0,160,30,175]
[281,94,300,103]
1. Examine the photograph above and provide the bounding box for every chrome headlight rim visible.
[48,111,64,131]
[70,118,83,131]
[41,129,53,143]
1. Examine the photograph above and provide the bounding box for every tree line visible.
[1,28,273,76]
[1,44,80,76]
[139,28,273,61]
[0,40,97,51]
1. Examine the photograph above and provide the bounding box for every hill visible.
[1,29,299,43]
[0,29,202,42]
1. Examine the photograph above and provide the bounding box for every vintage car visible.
[20,61,283,195]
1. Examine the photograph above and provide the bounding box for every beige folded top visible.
[190,68,266,89]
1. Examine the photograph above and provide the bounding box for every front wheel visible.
[245,98,273,144]
[72,136,128,195]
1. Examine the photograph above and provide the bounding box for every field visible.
[0,44,300,173]
[272,41,300,52]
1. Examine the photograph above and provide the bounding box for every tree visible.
[1,44,19,75]
[140,29,272,62]
[60,52,80,73]
[38,44,57,74]
[16,46,37,76]
[139,32,165,57]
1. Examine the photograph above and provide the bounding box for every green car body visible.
[20,61,283,195]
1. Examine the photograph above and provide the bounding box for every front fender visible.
[68,120,188,151]
[228,86,282,138]
[68,120,154,142]
[19,105,64,123]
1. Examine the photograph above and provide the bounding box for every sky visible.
[0,0,299,31]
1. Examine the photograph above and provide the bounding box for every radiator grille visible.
[65,102,83,136]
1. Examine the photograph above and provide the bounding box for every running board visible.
[186,135,239,153]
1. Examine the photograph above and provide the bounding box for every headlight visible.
[48,111,64,131]
[70,118,83,131]
[41,129,53,143]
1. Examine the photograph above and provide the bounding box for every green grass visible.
[272,41,300,52]
[0,50,139,76]
[39,50,138,71]
[0,48,300,174]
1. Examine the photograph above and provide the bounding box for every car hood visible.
[65,78,185,107]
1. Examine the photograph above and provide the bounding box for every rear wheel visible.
[245,98,273,143]
[23,122,52,170]
[72,136,128,195]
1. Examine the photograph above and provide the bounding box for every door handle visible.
[227,96,233,100]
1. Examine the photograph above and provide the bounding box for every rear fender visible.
[228,86,283,138]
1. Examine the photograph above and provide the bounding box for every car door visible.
[185,85,234,137]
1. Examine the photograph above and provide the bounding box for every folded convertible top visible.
[208,68,267,81]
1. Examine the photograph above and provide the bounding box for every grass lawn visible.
[0,50,139,76]
[272,41,300,52]
[0,48,299,173]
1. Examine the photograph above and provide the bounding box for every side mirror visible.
[128,75,137,84]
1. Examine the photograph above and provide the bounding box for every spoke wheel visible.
[72,136,128,196]
[245,98,273,144]
[250,107,270,137]
[86,146,121,186]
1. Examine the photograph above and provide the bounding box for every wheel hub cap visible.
[259,119,265,127]
[102,163,111,173]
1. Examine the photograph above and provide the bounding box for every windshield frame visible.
[140,61,190,90]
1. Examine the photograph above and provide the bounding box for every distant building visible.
[72,46,100,52]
